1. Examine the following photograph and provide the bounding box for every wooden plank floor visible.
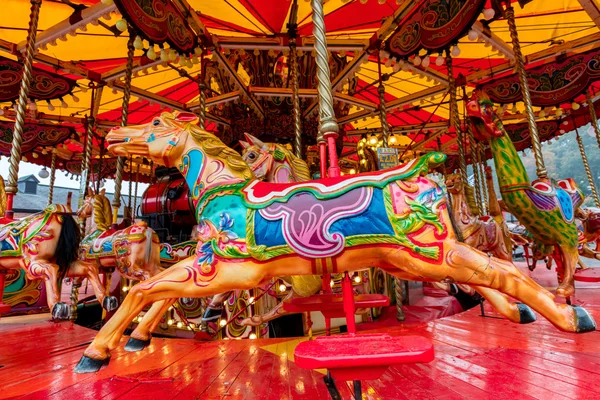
[1,290,599,399]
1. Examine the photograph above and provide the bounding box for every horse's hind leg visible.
[556,246,578,298]
[125,299,175,352]
[443,242,595,332]
[30,261,70,321]
[472,286,536,324]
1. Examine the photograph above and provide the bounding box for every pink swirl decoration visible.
[259,187,373,258]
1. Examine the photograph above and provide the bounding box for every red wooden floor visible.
[1,289,600,399]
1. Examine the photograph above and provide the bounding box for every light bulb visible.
[350,168,356,174]
[435,53,444,66]
[279,284,286,292]
[71,94,79,103]
[147,47,157,60]
[468,30,479,41]
[330,280,334,287]
[354,275,362,283]
[451,45,460,57]
[61,99,68,108]
[369,135,378,145]
[413,55,422,66]
[167,319,174,326]
[511,103,518,114]
[572,102,580,110]
[122,286,129,292]
[248,296,255,303]
[115,19,128,32]
[219,319,227,327]
[0,108,4,116]
[556,107,563,117]
[389,134,397,144]
[160,48,169,62]
[392,63,400,72]
[249,333,257,340]
[361,158,367,164]
[539,109,545,118]
[169,50,178,61]
[38,167,49,179]
[133,36,144,50]
[176,321,183,328]
[483,8,495,20]
[47,101,55,111]
[194,47,202,56]
[30,101,37,111]
[422,55,430,68]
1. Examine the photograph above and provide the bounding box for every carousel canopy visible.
[1,0,600,175]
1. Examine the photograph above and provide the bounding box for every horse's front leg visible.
[29,261,70,321]
[124,299,176,352]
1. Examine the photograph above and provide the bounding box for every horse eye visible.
[153,119,161,126]
[248,153,256,160]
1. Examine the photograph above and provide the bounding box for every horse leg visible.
[124,299,175,352]
[76,258,269,373]
[202,290,233,322]
[240,289,296,327]
[556,246,578,298]
[385,241,595,332]
[33,262,70,321]
[472,286,536,324]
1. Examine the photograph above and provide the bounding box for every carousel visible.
[1,0,600,398]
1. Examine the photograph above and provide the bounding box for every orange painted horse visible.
[75,112,596,373]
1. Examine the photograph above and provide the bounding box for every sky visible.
[0,157,149,196]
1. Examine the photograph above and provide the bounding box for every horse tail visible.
[55,213,82,283]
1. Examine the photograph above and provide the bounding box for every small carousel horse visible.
[74,188,162,311]
[75,112,596,373]
[0,202,91,320]
[445,171,512,261]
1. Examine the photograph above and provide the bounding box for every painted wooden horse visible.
[445,171,512,261]
[74,188,162,311]
[75,112,596,373]
[467,91,584,298]
[0,204,91,320]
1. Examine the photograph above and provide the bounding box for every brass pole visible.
[505,5,547,179]
[311,0,340,178]
[479,146,489,213]
[128,157,133,212]
[290,38,303,158]
[197,59,206,131]
[132,163,140,219]
[112,34,135,224]
[466,123,483,216]
[79,85,103,208]
[575,126,600,207]
[5,0,42,219]
[377,53,390,147]
[47,152,57,206]
[446,51,468,186]
[585,90,600,150]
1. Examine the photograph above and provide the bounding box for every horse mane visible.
[188,126,254,180]
[271,143,311,181]
[463,183,481,216]
[93,193,112,231]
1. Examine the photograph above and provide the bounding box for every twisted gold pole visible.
[447,51,468,186]
[379,84,390,146]
[311,0,340,178]
[466,122,482,215]
[198,60,206,130]
[78,115,93,232]
[127,157,133,213]
[112,34,135,224]
[5,0,42,219]
[575,128,600,207]
[395,278,405,322]
[505,6,547,179]
[290,39,303,158]
[47,151,57,206]
[479,145,489,213]
[132,163,140,219]
[586,90,600,150]
[70,280,82,322]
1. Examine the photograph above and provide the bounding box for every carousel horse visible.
[74,111,596,373]
[468,91,584,298]
[445,171,512,261]
[0,202,89,320]
[73,188,162,311]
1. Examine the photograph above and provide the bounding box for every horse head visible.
[76,187,96,220]
[467,91,504,141]
[445,172,464,194]
[240,133,274,180]
[107,111,198,167]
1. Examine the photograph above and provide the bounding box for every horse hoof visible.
[103,296,119,312]
[516,303,536,324]
[573,306,597,333]
[124,336,151,352]
[51,302,71,321]
[74,355,109,373]
[202,307,223,323]
[556,285,575,298]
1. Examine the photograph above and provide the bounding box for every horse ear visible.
[173,112,198,122]
[100,188,106,196]
[239,140,250,149]
[244,133,268,151]
[87,187,93,197]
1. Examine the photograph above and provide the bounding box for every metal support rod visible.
[479,146,489,213]
[112,34,135,224]
[505,5,547,179]
[311,0,340,178]
[446,51,468,186]
[132,163,140,219]
[5,0,42,219]
[575,125,600,207]
[47,152,57,206]
[96,137,105,193]
[377,53,390,147]
[466,122,483,216]
[128,157,133,212]
[70,280,82,322]
[586,90,600,150]
[198,59,206,130]
[290,38,303,159]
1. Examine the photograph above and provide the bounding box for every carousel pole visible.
[574,122,600,207]
[96,137,105,193]
[505,5,547,179]
[466,121,483,216]
[446,50,468,187]
[78,86,103,214]
[479,145,489,212]
[132,163,140,219]
[127,157,133,215]
[311,0,340,178]
[4,0,42,219]
[112,33,135,225]
[197,58,206,130]
[46,151,57,206]
[585,90,600,150]
[290,36,303,159]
